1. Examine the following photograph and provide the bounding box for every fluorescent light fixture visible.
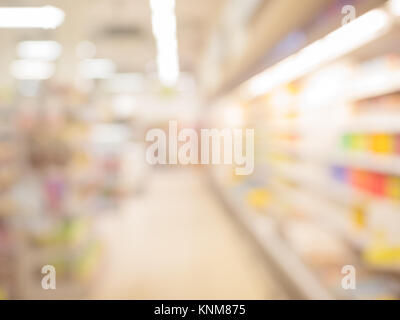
[17,41,62,61]
[150,0,180,86]
[78,59,115,79]
[245,9,391,98]
[0,6,65,29]
[10,60,55,80]
[106,73,144,93]
[150,0,175,12]
[388,0,400,16]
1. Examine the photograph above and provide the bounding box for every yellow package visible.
[370,134,393,154]
[363,232,400,267]
[246,188,271,209]
[386,176,400,201]
[351,204,366,230]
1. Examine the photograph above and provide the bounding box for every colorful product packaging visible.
[341,132,400,155]
[370,134,393,154]
[352,134,367,151]
[368,172,386,197]
[350,169,367,189]
[246,188,271,209]
[351,204,366,230]
[332,163,400,201]
[341,134,352,150]
[331,166,348,182]
[386,176,400,201]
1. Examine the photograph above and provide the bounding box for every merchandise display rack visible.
[209,167,334,299]
[0,78,149,299]
[210,3,400,300]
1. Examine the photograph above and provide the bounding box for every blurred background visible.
[0,0,400,300]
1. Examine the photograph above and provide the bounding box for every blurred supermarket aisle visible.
[3,0,400,301]
[91,167,286,299]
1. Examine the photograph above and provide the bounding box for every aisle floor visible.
[92,168,286,299]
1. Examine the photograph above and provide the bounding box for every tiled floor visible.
[91,167,286,299]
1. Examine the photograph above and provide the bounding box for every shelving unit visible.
[0,85,105,299]
[208,166,334,300]
[210,1,400,300]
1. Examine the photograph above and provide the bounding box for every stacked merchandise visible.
[14,89,103,299]
[87,91,149,210]
[210,48,400,297]
[89,128,147,210]
[0,121,23,300]
[0,85,24,299]
[0,84,106,299]
[0,81,149,299]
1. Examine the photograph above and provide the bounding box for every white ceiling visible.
[0,0,226,82]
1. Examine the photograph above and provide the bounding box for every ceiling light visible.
[150,0,180,86]
[17,41,62,61]
[150,0,175,12]
[10,60,55,80]
[0,6,65,29]
[388,0,400,16]
[244,9,391,98]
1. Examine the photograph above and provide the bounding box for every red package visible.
[368,172,386,197]
[350,169,366,189]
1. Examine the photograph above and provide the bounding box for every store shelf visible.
[350,73,400,102]
[270,160,397,207]
[209,0,400,300]
[269,178,367,251]
[330,152,400,176]
[209,168,334,300]
[269,142,400,177]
